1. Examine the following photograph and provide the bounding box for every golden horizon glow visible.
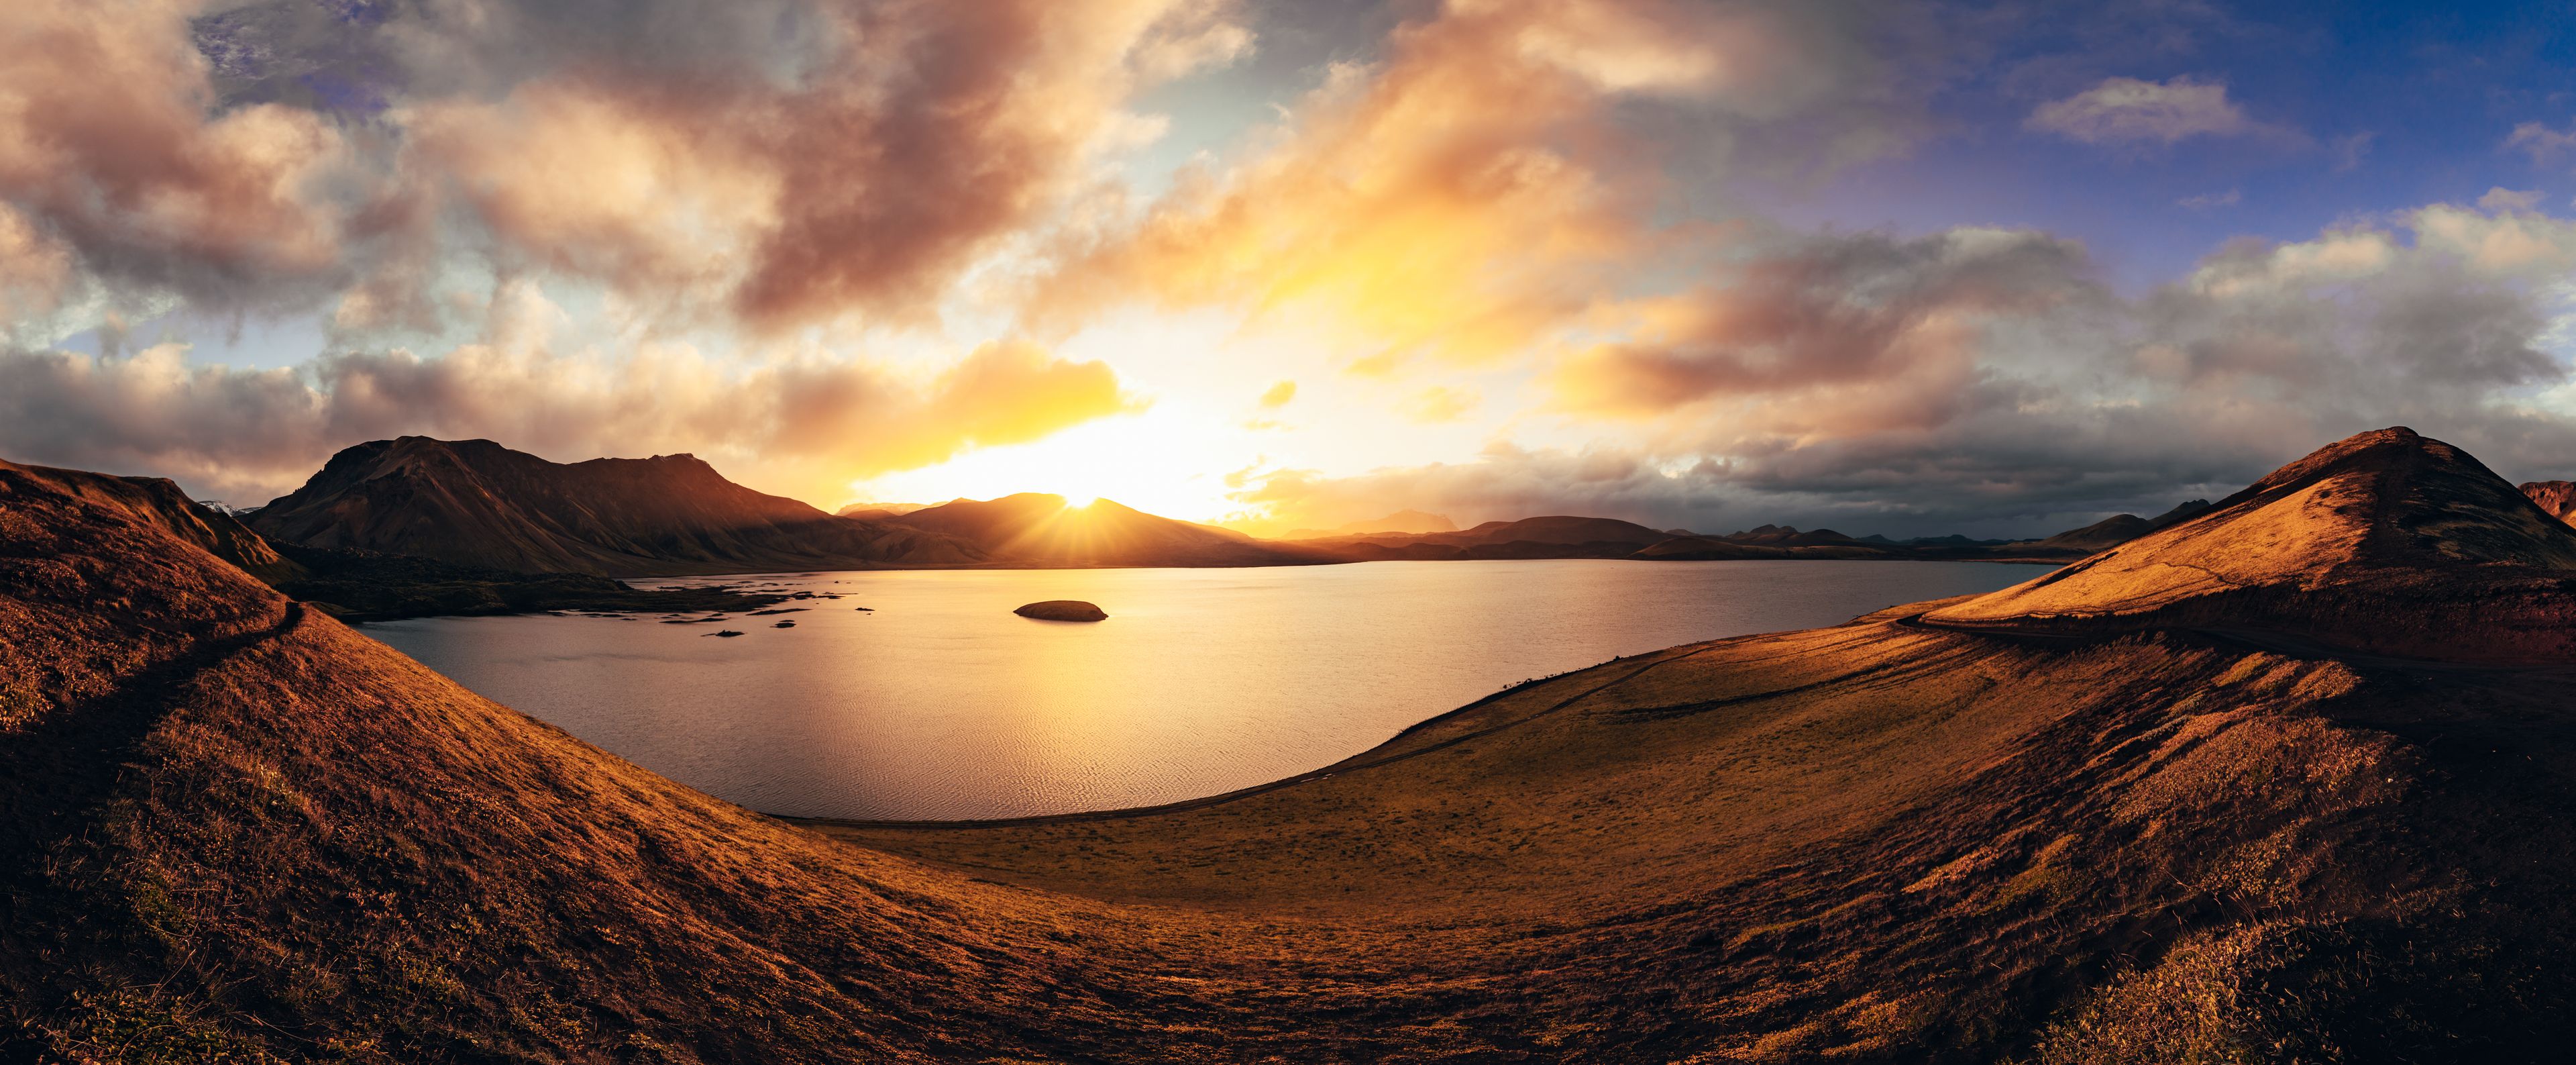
[847,406,1248,521]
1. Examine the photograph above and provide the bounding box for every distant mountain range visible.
[233,436,2284,582]
[835,501,930,519]
[1279,509,1460,539]
[1307,509,2220,564]
[876,493,1331,568]
[249,438,1328,577]
[2019,498,2215,554]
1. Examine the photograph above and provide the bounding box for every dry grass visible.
[9,439,2576,1061]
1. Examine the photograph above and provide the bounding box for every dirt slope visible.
[1924,427,2576,662]
[10,427,2576,1061]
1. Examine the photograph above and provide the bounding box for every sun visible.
[851,407,1244,520]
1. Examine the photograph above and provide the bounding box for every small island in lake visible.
[1015,599,1108,622]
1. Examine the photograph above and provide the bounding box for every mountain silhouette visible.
[248,437,985,576]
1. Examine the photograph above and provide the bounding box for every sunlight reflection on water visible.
[363,559,2051,820]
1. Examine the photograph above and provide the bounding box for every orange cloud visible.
[1029,0,1920,369]
[0,0,1254,338]
[0,311,1140,505]
[404,81,782,296]
[1401,385,1479,423]
[0,204,74,327]
[1547,228,2099,436]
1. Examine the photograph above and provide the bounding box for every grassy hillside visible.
[9,429,2576,1060]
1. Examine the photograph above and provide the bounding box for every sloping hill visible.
[0,459,1309,1062]
[1924,427,2576,662]
[249,437,985,576]
[11,428,2576,1060]
[2524,479,2576,525]
[1,459,301,583]
[888,493,1333,567]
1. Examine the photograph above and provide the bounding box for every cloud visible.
[1026,0,1929,368]
[1401,386,1480,423]
[2507,120,2576,163]
[2479,187,2545,213]
[1222,444,1723,535]
[1232,197,2576,538]
[2026,76,2263,146]
[1258,380,1297,407]
[0,297,1141,505]
[0,0,1255,334]
[1548,227,2103,428]
[2178,189,2241,210]
[0,204,77,332]
[0,0,369,318]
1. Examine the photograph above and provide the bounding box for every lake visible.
[364,559,2053,820]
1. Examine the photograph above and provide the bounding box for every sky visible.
[11,0,2576,538]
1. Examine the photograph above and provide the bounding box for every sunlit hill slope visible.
[7,428,2576,1060]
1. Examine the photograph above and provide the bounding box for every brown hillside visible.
[1,459,300,584]
[250,437,986,577]
[1925,427,2576,662]
[11,427,2576,1060]
[2523,479,2576,525]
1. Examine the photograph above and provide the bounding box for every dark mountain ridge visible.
[249,437,985,577]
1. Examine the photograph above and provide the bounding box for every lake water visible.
[364,560,2053,820]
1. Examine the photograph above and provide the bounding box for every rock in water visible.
[1014,599,1107,622]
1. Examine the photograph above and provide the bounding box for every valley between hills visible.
[7,427,2576,1061]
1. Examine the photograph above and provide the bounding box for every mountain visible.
[1295,514,1678,560]
[1927,427,2576,662]
[10,426,2576,1059]
[886,493,1334,567]
[0,459,302,583]
[244,438,2240,574]
[249,437,985,576]
[1279,509,1459,539]
[1450,515,1673,545]
[835,501,928,519]
[2522,479,2576,525]
[2027,498,2211,554]
[1301,508,2212,564]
